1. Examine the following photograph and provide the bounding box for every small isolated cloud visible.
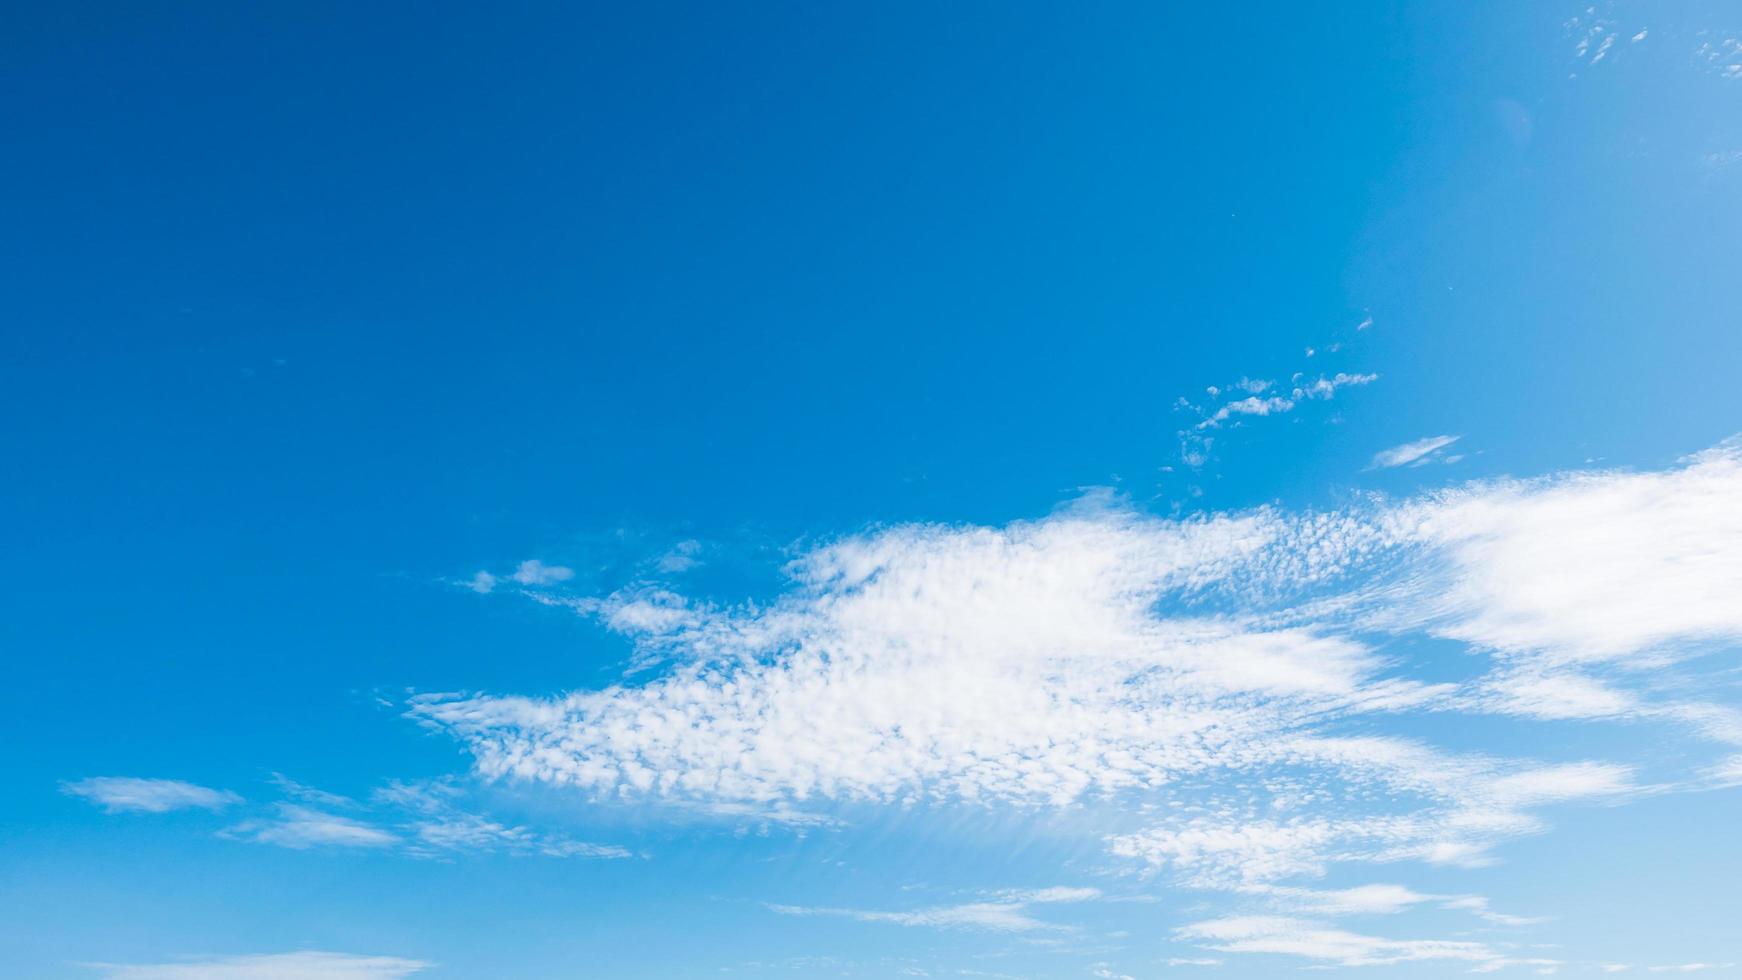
[769,886,1101,933]
[1175,363,1379,468]
[656,539,703,573]
[1165,959,1223,968]
[223,804,399,850]
[510,559,574,586]
[1369,434,1461,469]
[1196,374,1378,431]
[465,571,496,594]
[82,951,431,980]
[63,777,241,814]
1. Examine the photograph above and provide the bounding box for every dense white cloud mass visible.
[1380,443,1742,662]
[62,777,241,813]
[414,510,1427,806]
[416,441,1742,966]
[85,951,431,980]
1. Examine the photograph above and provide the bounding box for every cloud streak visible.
[1368,434,1460,469]
[769,886,1102,933]
[62,778,241,814]
[82,951,431,980]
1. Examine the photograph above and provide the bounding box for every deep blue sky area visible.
[4,3,1741,979]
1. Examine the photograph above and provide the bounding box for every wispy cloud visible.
[1175,363,1379,468]
[223,804,400,850]
[1173,916,1558,970]
[62,778,241,814]
[656,539,703,573]
[769,886,1101,933]
[270,773,362,809]
[376,778,633,860]
[1368,434,1460,469]
[1193,373,1378,431]
[81,951,431,980]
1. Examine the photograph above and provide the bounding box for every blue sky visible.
[4,1,1742,977]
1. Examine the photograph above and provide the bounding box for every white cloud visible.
[1436,894,1545,927]
[63,777,241,814]
[1228,882,1540,925]
[223,804,399,850]
[465,570,496,594]
[1709,755,1742,787]
[408,811,629,859]
[1195,374,1378,431]
[657,539,703,573]
[270,774,361,809]
[1368,434,1460,469]
[1380,443,1742,662]
[510,559,574,586]
[376,778,632,860]
[411,440,1742,966]
[768,886,1100,933]
[1250,883,1435,916]
[417,449,1739,824]
[1173,916,1555,970]
[1647,966,1735,974]
[150,774,635,861]
[1175,363,1379,468]
[1100,754,1631,886]
[82,951,431,980]
[1468,668,1636,720]
[413,509,1438,808]
[995,886,1102,904]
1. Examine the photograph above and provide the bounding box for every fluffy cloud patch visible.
[414,509,1442,807]
[415,441,1742,965]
